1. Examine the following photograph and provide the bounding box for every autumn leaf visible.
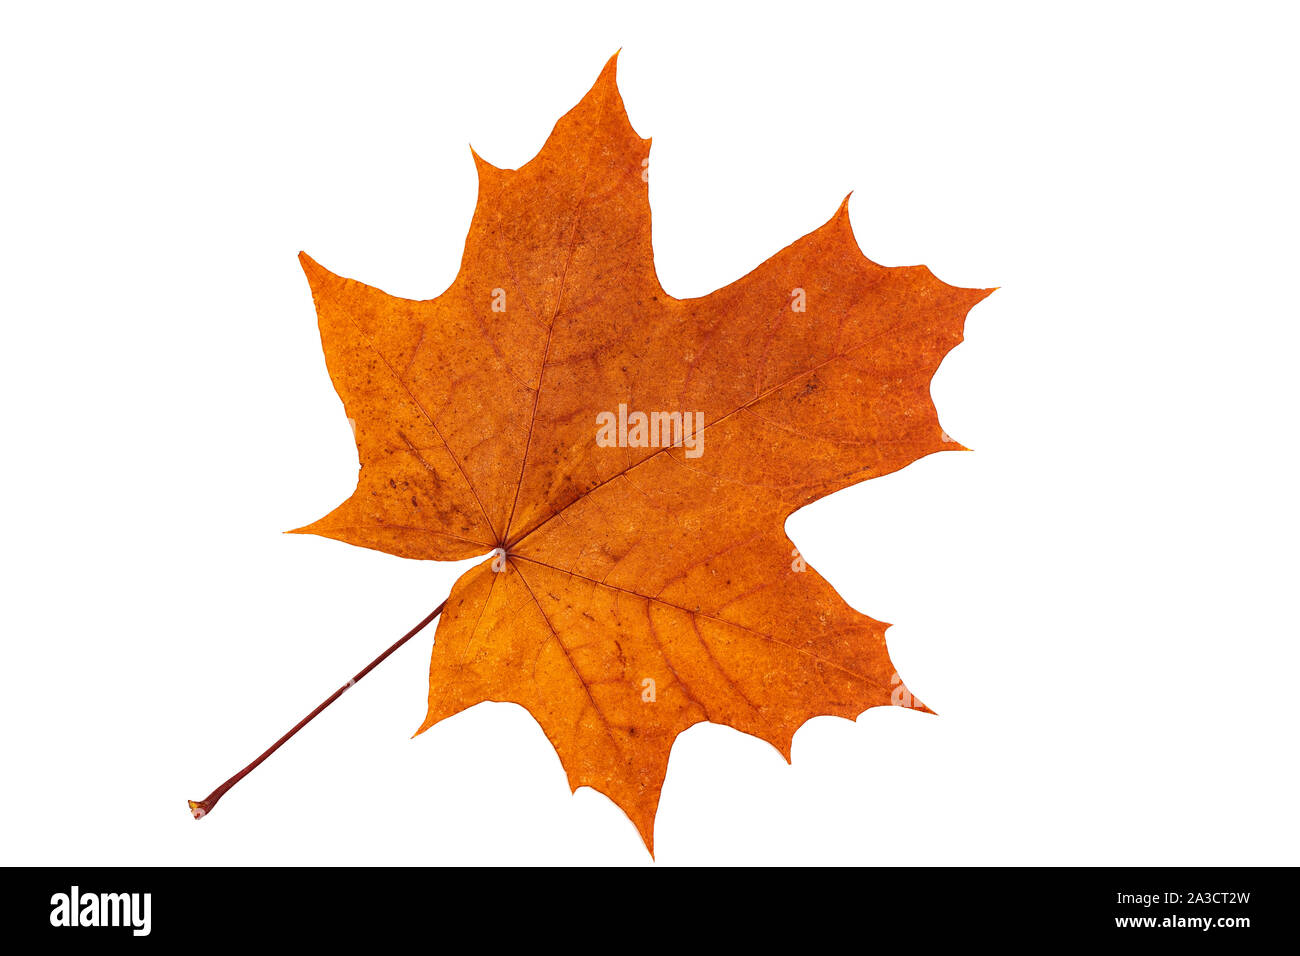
[226,53,991,852]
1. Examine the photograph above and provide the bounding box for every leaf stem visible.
[188,599,447,819]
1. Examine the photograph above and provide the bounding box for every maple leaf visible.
[290,53,991,852]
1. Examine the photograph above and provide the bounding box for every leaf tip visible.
[586,49,623,103]
[469,143,503,175]
[297,250,336,293]
[826,192,873,264]
[637,822,656,859]
[587,49,647,141]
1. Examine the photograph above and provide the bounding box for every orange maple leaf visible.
[290,54,991,852]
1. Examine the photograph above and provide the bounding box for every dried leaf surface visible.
[296,54,991,850]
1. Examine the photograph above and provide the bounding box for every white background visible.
[2,1,1297,866]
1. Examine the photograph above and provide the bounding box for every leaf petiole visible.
[188,599,447,819]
